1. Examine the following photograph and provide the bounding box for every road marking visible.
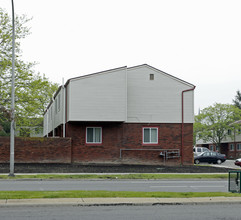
[150,185,226,188]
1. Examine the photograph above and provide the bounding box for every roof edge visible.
[65,65,127,87]
[127,64,195,88]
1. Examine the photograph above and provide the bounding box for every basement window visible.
[86,127,102,144]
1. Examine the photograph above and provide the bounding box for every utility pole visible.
[9,0,15,177]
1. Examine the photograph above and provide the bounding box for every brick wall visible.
[0,137,72,163]
[66,122,193,165]
[0,122,193,165]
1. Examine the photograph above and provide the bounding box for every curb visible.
[1,197,241,206]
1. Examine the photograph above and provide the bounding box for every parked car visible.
[193,147,210,157]
[234,158,241,167]
[194,151,226,164]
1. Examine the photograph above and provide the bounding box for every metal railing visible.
[119,148,180,164]
[229,171,241,193]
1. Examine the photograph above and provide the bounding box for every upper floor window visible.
[143,127,158,144]
[150,74,154,80]
[86,127,102,144]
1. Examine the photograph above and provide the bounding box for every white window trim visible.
[86,127,102,144]
[142,127,158,144]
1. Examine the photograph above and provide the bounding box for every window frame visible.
[142,126,159,145]
[237,143,241,151]
[86,127,102,144]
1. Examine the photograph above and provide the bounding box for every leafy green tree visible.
[0,106,10,136]
[0,8,58,136]
[233,90,241,109]
[194,103,241,148]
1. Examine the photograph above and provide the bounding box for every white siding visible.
[197,133,241,145]
[43,64,195,135]
[43,112,48,136]
[126,65,194,123]
[53,87,64,128]
[43,87,65,136]
[67,67,127,122]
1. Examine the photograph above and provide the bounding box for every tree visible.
[0,8,58,136]
[0,106,10,136]
[194,103,241,148]
[233,90,241,109]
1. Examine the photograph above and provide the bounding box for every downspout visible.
[181,86,196,165]
[65,83,72,163]
[62,78,66,137]
[46,109,49,137]
[52,97,55,137]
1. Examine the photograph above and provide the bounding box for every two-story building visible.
[44,64,195,165]
[196,120,241,159]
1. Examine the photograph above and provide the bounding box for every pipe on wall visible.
[181,86,196,165]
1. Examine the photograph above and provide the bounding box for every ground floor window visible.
[86,127,102,144]
[143,127,158,144]
[237,143,241,151]
[230,144,234,151]
[210,145,214,151]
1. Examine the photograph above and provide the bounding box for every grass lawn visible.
[0,191,240,200]
[0,173,229,180]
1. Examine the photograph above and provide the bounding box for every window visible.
[230,144,234,151]
[210,145,214,151]
[238,128,241,134]
[143,127,158,144]
[150,74,154,80]
[237,143,241,151]
[86,127,102,144]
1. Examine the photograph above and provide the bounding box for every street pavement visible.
[211,159,241,169]
[0,160,240,207]
[1,197,241,207]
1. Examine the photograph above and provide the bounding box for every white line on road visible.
[150,185,226,188]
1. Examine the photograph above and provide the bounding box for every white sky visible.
[2,0,241,114]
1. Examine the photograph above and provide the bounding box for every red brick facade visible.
[0,137,71,163]
[65,122,194,165]
[197,143,241,159]
[0,122,193,165]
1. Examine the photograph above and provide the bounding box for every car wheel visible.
[194,159,200,164]
[217,159,222,164]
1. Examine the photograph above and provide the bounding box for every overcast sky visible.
[2,0,241,114]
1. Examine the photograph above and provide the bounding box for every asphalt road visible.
[0,179,228,192]
[0,204,240,220]
[211,159,241,169]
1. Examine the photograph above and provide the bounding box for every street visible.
[0,204,241,220]
[0,179,228,192]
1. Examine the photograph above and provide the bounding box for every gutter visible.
[181,86,196,165]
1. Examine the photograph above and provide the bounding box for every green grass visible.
[0,173,229,180]
[0,191,240,200]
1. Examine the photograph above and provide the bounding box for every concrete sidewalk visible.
[1,197,241,206]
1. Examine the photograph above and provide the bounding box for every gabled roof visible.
[45,64,195,114]
[127,64,195,88]
[65,65,127,86]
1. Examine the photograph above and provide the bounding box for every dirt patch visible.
[0,163,238,173]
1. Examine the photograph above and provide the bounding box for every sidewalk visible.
[1,197,241,206]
